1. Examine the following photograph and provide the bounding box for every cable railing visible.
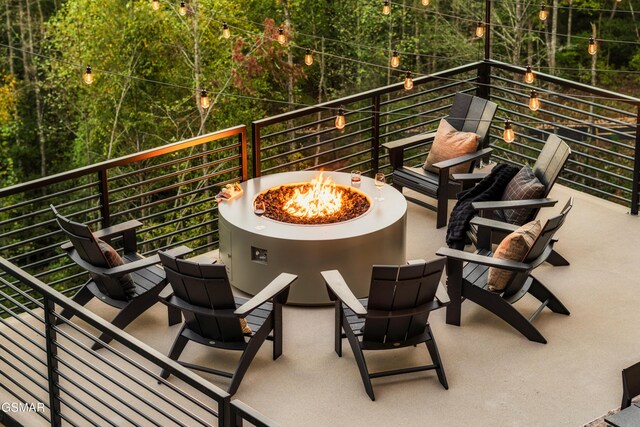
[251,60,640,214]
[0,126,247,311]
[0,256,277,427]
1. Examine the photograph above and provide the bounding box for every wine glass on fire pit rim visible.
[374,173,386,202]
[254,200,266,230]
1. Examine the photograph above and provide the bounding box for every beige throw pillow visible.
[487,220,541,292]
[423,119,480,176]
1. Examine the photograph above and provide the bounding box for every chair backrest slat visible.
[534,134,572,196]
[622,361,640,409]
[363,259,446,345]
[159,251,244,342]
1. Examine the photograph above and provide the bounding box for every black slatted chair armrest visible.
[321,270,367,317]
[158,287,173,302]
[230,400,280,427]
[407,258,426,265]
[235,272,297,317]
[470,217,520,234]
[431,147,492,170]
[163,295,236,318]
[163,245,193,258]
[102,255,162,277]
[92,219,143,240]
[451,172,489,183]
[382,132,436,152]
[436,247,531,271]
[472,198,557,212]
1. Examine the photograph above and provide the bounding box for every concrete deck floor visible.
[4,183,640,426]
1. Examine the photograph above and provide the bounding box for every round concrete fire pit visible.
[218,171,407,305]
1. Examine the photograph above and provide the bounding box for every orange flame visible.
[282,173,344,218]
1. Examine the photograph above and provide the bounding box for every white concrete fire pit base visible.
[218,171,407,305]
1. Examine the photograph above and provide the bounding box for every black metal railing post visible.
[477,61,491,101]
[251,122,261,177]
[371,95,381,174]
[632,105,640,215]
[97,169,110,228]
[43,295,62,427]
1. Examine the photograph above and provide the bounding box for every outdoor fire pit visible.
[218,171,407,305]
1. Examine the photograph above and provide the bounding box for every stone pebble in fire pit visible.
[255,184,371,225]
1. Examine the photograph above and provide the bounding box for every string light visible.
[529,90,541,111]
[524,65,535,84]
[199,89,210,109]
[475,21,485,38]
[588,37,598,55]
[277,27,287,45]
[222,22,231,39]
[178,1,186,16]
[335,106,346,129]
[382,0,391,15]
[304,48,313,66]
[390,50,400,68]
[422,0,430,5]
[82,66,94,85]
[503,120,515,143]
[151,0,160,11]
[404,71,414,90]
[539,4,549,21]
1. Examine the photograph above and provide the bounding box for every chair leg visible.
[272,302,283,360]
[463,283,547,344]
[228,317,273,396]
[334,301,343,357]
[528,276,570,315]
[92,294,157,350]
[436,170,449,229]
[343,318,375,401]
[424,325,448,390]
[546,249,570,266]
[168,305,182,326]
[160,327,189,379]
[57,283,93,325]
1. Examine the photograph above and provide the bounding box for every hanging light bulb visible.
[82,65,94,85]
[335,106,346,130]
[178,1,186,16]
[524,65,535,84]
[539,4,548,21]
[390,50,400,68]
[588,37,598,55]
[304,48,314,66]
[421,0,430,5]
[151,0,160,10]
[277,27,287,45]
[529,90,541,111]
[475,21,485,38]
[382,0,391,15]
[503,120,515,143]
[200,89,210,109]
[404,71,414,90]
[222,22,231,39]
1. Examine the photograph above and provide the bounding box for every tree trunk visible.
[549,0,558,73]
[283,2,294,109]
[193,0,207,136]
[629,1,640,41]
[567,0,573,46]
[314,37,326,167]
[22,0,47,176]
[5,0,14,75]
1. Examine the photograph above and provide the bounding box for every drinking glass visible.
[374,173,385,201]
[351,170,362,187]
[254,201,266,230]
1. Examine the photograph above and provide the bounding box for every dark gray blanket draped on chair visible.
[446,163,519,248]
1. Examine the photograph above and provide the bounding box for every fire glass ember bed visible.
[217,171,407,305]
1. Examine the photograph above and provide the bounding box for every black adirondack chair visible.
[461,134,572,266]
[383,93,498,228]
[436,198,573,344]
[51,205,186,348]
[322,258,449,401]
[157,250,297,396]
[621,361,640,409]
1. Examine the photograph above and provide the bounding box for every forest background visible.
[1,0,639,188]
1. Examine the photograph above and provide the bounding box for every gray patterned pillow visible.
[501,166,545,225]
[97,239,136,299]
